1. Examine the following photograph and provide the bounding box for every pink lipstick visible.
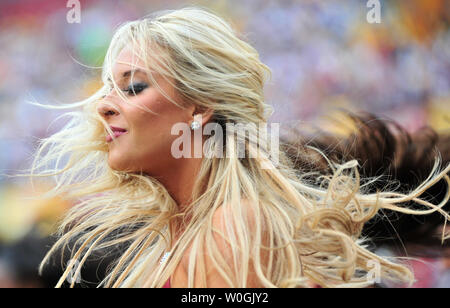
[106,126,128,142]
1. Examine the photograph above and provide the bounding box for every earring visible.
[190,120,201,131]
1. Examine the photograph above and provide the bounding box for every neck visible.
[155,156,203,211]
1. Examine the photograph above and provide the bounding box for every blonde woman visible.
[27,7,450,288]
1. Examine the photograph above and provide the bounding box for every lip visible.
[106,126,128,142]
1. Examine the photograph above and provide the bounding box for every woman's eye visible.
[123,83,149,96]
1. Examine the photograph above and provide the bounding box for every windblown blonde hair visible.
[25,7,450,288]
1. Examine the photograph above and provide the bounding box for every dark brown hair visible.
[282,111,450,249]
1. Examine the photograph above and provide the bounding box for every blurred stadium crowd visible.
[0,0,449,287]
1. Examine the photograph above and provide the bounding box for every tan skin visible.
[98,47,208,208]
[97,47,267,287]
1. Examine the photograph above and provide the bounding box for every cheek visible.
[127,95,189,154]
[134,89,186,125]
[133,101,180,138]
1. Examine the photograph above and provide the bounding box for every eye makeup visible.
[104,68,152,97]
[122,82,149,96]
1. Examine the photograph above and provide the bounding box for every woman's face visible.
[98,46,195,175]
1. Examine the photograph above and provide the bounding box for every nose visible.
[97,97,120,119]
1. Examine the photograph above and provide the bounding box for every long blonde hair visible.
[25,6,449,288]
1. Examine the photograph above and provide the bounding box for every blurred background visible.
[0,0,449,287]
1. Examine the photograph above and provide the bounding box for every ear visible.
[192,105,214,126]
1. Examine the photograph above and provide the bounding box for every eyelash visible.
[122,83,149,96]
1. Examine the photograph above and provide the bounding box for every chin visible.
[107,152,134,172]
[108,160,127,172]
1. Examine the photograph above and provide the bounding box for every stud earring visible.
[190,120,201,131]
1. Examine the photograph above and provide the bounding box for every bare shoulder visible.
[211,198,261,234]
[179,199,267,287]
[210,199,255,250]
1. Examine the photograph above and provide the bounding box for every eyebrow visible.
[107,69,146,83]
[122,69,146,78]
